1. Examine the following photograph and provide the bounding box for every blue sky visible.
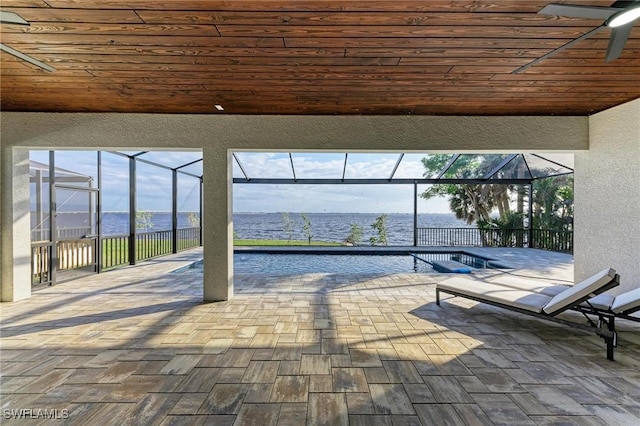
[29,150,453,214]
[232,152,450,213]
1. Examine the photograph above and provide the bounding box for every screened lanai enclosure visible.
[30,151,573,286]
[233,152,574,248]
[30,150,203,286]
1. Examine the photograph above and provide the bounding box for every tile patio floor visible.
[1,248,639,425]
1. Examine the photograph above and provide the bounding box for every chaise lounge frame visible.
[436,272,621,360]
[571,290,640,355]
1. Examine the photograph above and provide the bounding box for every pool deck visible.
[2,247,639,425]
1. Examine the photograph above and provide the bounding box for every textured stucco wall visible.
[1,113,590,301]
[1,114,589,152]
[0,149,32,301]
[575,99,640,294]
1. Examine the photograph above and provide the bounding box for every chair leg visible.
[604,316,616,361]
[436,289,440,306]
[606,335,615,361]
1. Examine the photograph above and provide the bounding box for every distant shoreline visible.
[44,212,472,245]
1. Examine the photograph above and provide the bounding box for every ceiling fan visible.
[0,10,55,72]
[514,0,640,73]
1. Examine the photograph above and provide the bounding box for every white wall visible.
[1,113,590,302]
[575,98,640,294]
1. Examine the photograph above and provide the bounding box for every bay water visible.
[55,211,471,246]
[234,212,470,245]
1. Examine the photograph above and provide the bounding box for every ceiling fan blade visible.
[513,26,605,73]
[0,43,55,72]
[0,10,30,25]
[539,4,620,20]
[605,23,634,62]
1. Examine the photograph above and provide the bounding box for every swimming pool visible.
[175,252,499,275]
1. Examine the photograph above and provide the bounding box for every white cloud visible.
[231,152,450,214]
[233,183,451,214]
[30,150,452,214]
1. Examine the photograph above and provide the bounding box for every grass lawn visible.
[34,237,341,281]
[101,237,201,269]
[102,238,338,265]
[100,237,340,270]
[234,239,341,247]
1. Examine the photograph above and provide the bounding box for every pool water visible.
[175,252,496,275]
[234,254,430,274]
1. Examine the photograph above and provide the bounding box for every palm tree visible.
[421,154,497,225]
[478,211,525,247]
[486,183,512,221]
[532,175,573,231]
[447,184,492,225]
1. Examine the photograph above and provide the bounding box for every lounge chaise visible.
[436,268,621,360]
[484,274,640,322]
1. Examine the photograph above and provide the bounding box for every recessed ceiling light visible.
[215,104,224,111]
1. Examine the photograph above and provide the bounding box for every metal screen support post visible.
[129,156,137,265]
[528,183,534,248]
[35,170,44,241]
[97,151,103,273]
[172,169,178,254]
[199,177,203,246]
[49,151,57,285]
[413,181,418,247]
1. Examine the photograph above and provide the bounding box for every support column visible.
[576,99,640,292]
[1,148,32,301]
[202,146,233,301]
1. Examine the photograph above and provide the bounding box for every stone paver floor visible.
[1,249,639,425]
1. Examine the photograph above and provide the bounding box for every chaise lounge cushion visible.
[582,293,615,311]
[437,278,552,313]
[489,275,569,296]
[611,287,640,314]
[489,274,632,313]
[438,268,618,316]
[542,268,617,315]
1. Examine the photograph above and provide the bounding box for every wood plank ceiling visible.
[1,0,639,115]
